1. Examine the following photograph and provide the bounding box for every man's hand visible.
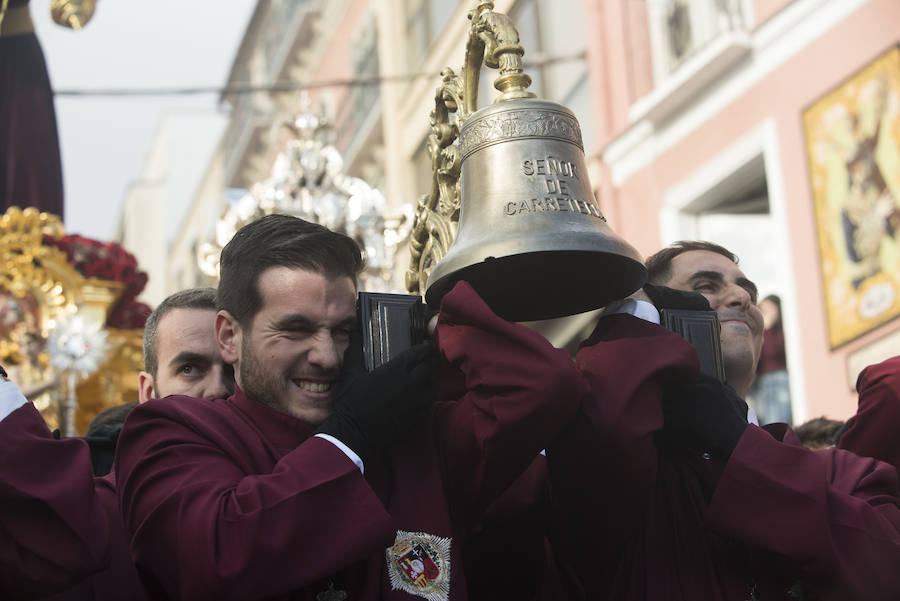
[662,375,749,459]
[315,341,440,465]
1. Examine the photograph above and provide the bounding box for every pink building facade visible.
[586,0,900,422]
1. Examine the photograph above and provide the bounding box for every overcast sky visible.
[34,1,256,240]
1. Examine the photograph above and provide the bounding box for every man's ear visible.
[216,310,241,367]
[138,371,155,404]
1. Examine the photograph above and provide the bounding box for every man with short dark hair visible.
[644,240,762,399]
[116,214,585,600]
[82,288,231,478]
[549,240,900,600]
[793,416,845,449]
[138,287,232,403]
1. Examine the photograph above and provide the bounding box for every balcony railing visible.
[631,0,752,124]
[647,0,749,81]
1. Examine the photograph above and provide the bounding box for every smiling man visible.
[548,240,900,601]
[218,267,356,424]
[115,214,585,601]
[645,241,763,399]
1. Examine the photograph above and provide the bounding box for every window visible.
[336,12,381,152]
[509,0,593,151]
[405,0,461,69]
[646,0,749,82]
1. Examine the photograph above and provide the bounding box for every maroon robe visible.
[114,282,587,601]
[37,470,147,601]
[461,455,568,601]
[0,403,109,599]
[840,355,900,477]
[549,314,900,600]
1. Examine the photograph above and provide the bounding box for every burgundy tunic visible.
[462,456,567,601]
[38,470,147,601]
[549,314,900,600]
[840,355,900,477]
[115,282,587,601]
[0,403,109,599]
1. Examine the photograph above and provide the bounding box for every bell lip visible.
[426,230,645,289]
[424,250,648,322]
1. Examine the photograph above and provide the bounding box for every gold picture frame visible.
[803,45,900,348]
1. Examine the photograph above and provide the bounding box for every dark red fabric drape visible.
[1,1,65,217]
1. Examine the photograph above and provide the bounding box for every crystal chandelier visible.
[198,106,412,292]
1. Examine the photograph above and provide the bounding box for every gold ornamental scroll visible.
[1,208,78,430]
[0,207,143,434]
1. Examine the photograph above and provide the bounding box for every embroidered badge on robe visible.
[386,530,451,601]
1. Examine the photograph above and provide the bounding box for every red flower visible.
[43,234,150,328]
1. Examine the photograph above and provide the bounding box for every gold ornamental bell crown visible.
[407,1,645,322]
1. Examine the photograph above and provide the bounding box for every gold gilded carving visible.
[75,328,143,434]
[1,208,78,431]
[0,207,144,434]
[406,68,465,296]
[0,207,77,344]
[80,278,126,326]
[406,1,538,294]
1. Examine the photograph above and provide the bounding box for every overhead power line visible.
[53,52,586,98]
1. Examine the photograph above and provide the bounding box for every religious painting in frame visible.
[803,45,900,348]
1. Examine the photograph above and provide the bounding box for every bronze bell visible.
[424,98,646,322]
[418,1,647,321]
[413,2,646,322]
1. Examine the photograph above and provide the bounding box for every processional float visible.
[0,208,147,436]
